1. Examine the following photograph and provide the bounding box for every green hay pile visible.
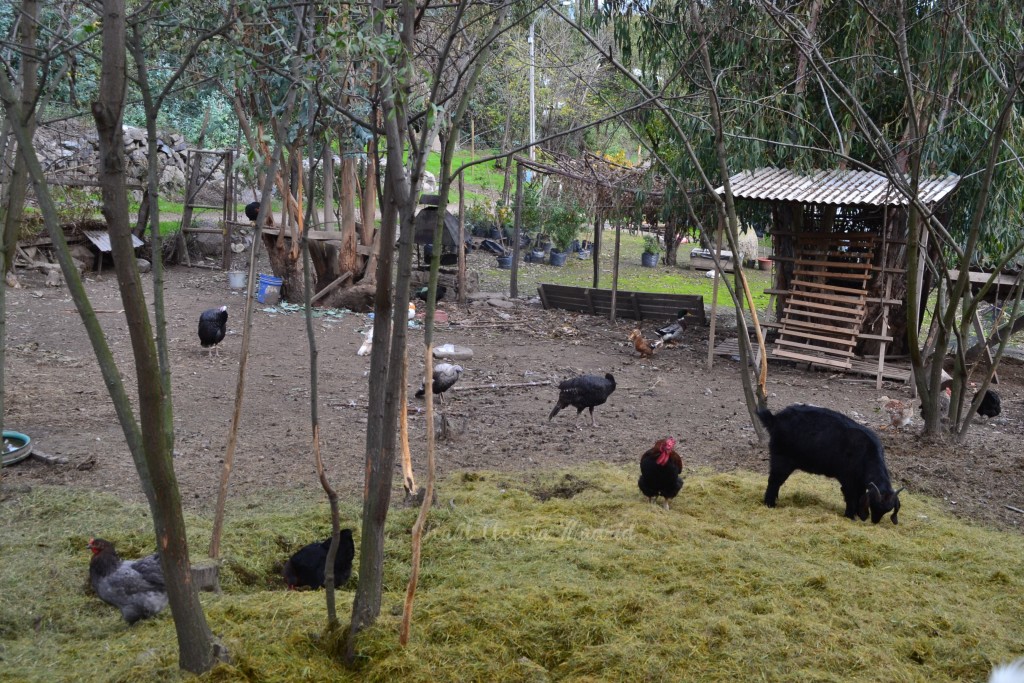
[2,466,1021,682]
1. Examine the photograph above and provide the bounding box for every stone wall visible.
[30,122,225,196]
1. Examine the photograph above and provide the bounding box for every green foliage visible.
[642,234,661,255]
[53,188,102,227]
[543,197,586,251]
[464,201,493,230]
[3,473,1023,681]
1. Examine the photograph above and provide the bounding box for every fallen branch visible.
[30,449,68,465]
[1005,504,1024,515]
[65,308,124,314]
[449,380,552,392]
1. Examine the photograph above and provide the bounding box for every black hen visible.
[415,363,463,404]
[415,284,447,302]
[282,530,355,590]
[198,306,228,356]
[244,200,261,222]
[978,389,1001,418]
[87,538,167,624]
[548,373,616,427]
[638,437,684,510]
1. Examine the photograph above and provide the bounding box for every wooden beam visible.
[310,271,352,304]
[610,222,621,321]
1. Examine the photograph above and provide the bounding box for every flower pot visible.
[489,227,502,240]
[758,257,772,271]
[496,254,513,269]
[641,251,659,268]
[549,250,568,267]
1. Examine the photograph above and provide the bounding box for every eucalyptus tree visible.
[347,0,516,659]
[0,0,223,673]
[758,1,1024,439]
[579,0,1024,440]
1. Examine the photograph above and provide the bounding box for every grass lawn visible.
[477,230,775,311]
[2,467,1021,681]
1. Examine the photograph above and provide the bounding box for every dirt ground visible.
[3,254,1024,533]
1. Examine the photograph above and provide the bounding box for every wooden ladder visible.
[771,233,877,370]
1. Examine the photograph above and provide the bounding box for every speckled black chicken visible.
[87,538,167,624]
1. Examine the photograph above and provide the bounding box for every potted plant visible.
[544,199,584,267]
[642,234,661,267]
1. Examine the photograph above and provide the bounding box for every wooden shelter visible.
[717,167,960,386]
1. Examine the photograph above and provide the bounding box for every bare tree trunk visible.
[339,156,360,275]
[2,0,41,282]
[93,0,215,672]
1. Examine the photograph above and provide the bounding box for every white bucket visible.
[227,271,248,290]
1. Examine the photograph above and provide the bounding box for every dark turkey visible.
[282,531,355,590]
[977,389,1001,418]
[198,306,228,356]
[244,200,261,222]
[548,373,616,427]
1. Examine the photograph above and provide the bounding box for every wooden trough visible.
[537,283,705,324]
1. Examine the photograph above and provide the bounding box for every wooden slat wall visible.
[538,284,705,324]
[771,234,876,370]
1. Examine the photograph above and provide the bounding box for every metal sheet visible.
[715,167,960,206]
[82,230,145,252]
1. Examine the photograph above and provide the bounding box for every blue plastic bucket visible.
[257,273,283,304]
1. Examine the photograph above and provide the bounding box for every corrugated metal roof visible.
[715,167,960,206]
[83,230,145,252]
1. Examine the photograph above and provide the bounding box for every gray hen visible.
[415,363,464,404]
[87,538,167,624]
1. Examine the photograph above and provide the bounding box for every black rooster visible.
[283,530,355,590]
[415,363,463,404]
[87,538,167,624]
[198,306,228,356]
[638,437,684,510]
[548,373,616,427]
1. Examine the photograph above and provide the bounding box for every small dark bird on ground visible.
[244,200,261,223]
[638,437,684,510]
[978,388,1001,418]
[87,538,167,624]
[415,363,464,404]
[198,306,228,356]
[283,530,355,590]
[415,284,447,302]
[548,373,616,427]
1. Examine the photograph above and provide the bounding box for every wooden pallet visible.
[771,234,876,370]
[537,283,705,324]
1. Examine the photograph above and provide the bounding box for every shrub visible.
[544,198,586,252]
[643,234,662,255]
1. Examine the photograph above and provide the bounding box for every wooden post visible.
[470,118,475,161]
[221,150,233,271]
[457,171,467,306]
[511,161,523,298]
[610,221,621,321]
[876,277,892,390]
[323,144,334,230]
[592,209,602,288]
[707,222,724,368]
